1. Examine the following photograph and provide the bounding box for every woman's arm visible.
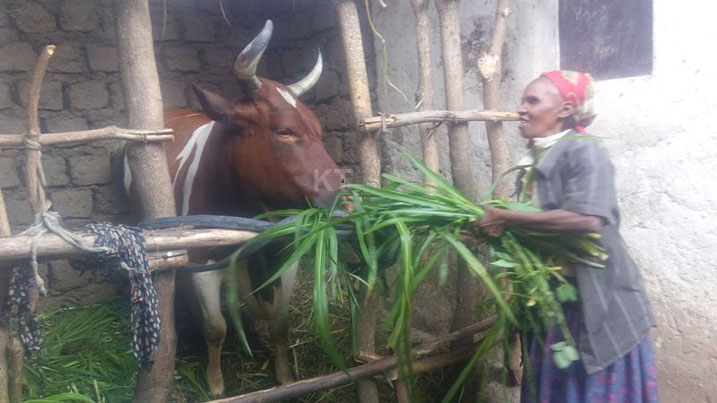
[477,205,603,237]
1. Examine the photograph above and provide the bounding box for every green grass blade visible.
[441,232,516,324]
[314,229,346,370]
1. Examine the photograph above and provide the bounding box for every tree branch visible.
[361,109,520,132]
[25,45,55,216]
[208,318,496,403]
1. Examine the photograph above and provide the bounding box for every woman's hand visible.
[476,205,506,237]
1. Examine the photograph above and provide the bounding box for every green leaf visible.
[553,350,571,369]
[563,345,580,361]
[314,230,346,370]
[441,232,516,325]
[556,283,578,302]
[550,341,568,351]
[491,259,517,268]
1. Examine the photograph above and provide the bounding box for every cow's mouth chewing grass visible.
[228,144,606,400]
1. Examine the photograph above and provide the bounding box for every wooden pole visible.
[435,0,476,200]
[434,0,481,395]
[24,45,55,216]
[4,44,59,403]
[0,227,256,263]
[402,9,435,400]
[0,186,10,403]
[0,127,173,148]
[360,109,519,132]
[208,318,496,403]
[478,0,522,386]
[113,1,178,401]
[410,0,440,181]
[331,1,381,401]
[479,0,513,200]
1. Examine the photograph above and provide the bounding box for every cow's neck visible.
[202,121,268,218]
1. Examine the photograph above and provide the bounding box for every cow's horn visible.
[287,50,323,97]
[234,20,273,91]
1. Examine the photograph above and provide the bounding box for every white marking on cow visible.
[276,87,297,108]
[123,152,132,196]
[174,121,215,216]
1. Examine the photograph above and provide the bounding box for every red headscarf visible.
[541,71,596,132]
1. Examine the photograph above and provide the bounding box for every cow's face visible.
[192,80,343,211]
[191,20,345,211]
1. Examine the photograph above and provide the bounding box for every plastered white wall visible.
[590,2,717,401]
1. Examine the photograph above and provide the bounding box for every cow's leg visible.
[234,256,298,385]
[191,269,226,396]
[267,262,299,384]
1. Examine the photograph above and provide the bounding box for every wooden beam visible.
[0,227,256,265]
[0,126,174,148]
[113,1,179,401]
[360,109,520,132]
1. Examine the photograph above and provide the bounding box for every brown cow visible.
[125,20,344,396]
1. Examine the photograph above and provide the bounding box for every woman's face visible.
[518,77,573,139]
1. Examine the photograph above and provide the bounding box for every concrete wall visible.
[0,0,367,308]
[373,0,716,401]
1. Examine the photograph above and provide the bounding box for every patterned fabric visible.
[541,71,596,132]
[3,264,44,354]
[83,223,161,366]
[4,223,161,365]
[521,302,659,403]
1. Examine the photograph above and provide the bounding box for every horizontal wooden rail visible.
[0,227,256,265]
[360,109,520,132]
[209,317,497,403]
[0,126,174,148]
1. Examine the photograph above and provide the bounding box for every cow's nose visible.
[313,189,337,208]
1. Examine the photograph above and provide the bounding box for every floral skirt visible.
[520,303,659,403]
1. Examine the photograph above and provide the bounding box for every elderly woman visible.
[479,71,659,402]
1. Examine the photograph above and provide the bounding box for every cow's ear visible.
[192,84,232,121]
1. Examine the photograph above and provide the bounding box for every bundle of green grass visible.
[231,147,607,400]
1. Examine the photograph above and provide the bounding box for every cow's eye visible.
[275,128,297,139]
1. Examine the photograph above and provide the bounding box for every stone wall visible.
[0,0,373,308]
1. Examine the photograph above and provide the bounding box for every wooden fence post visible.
[331,1,381,401]
[0,185,11,403]
[113,1,178,402]
[480,0,513,200]
[410,0,440,179]
[435,0,482,396]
